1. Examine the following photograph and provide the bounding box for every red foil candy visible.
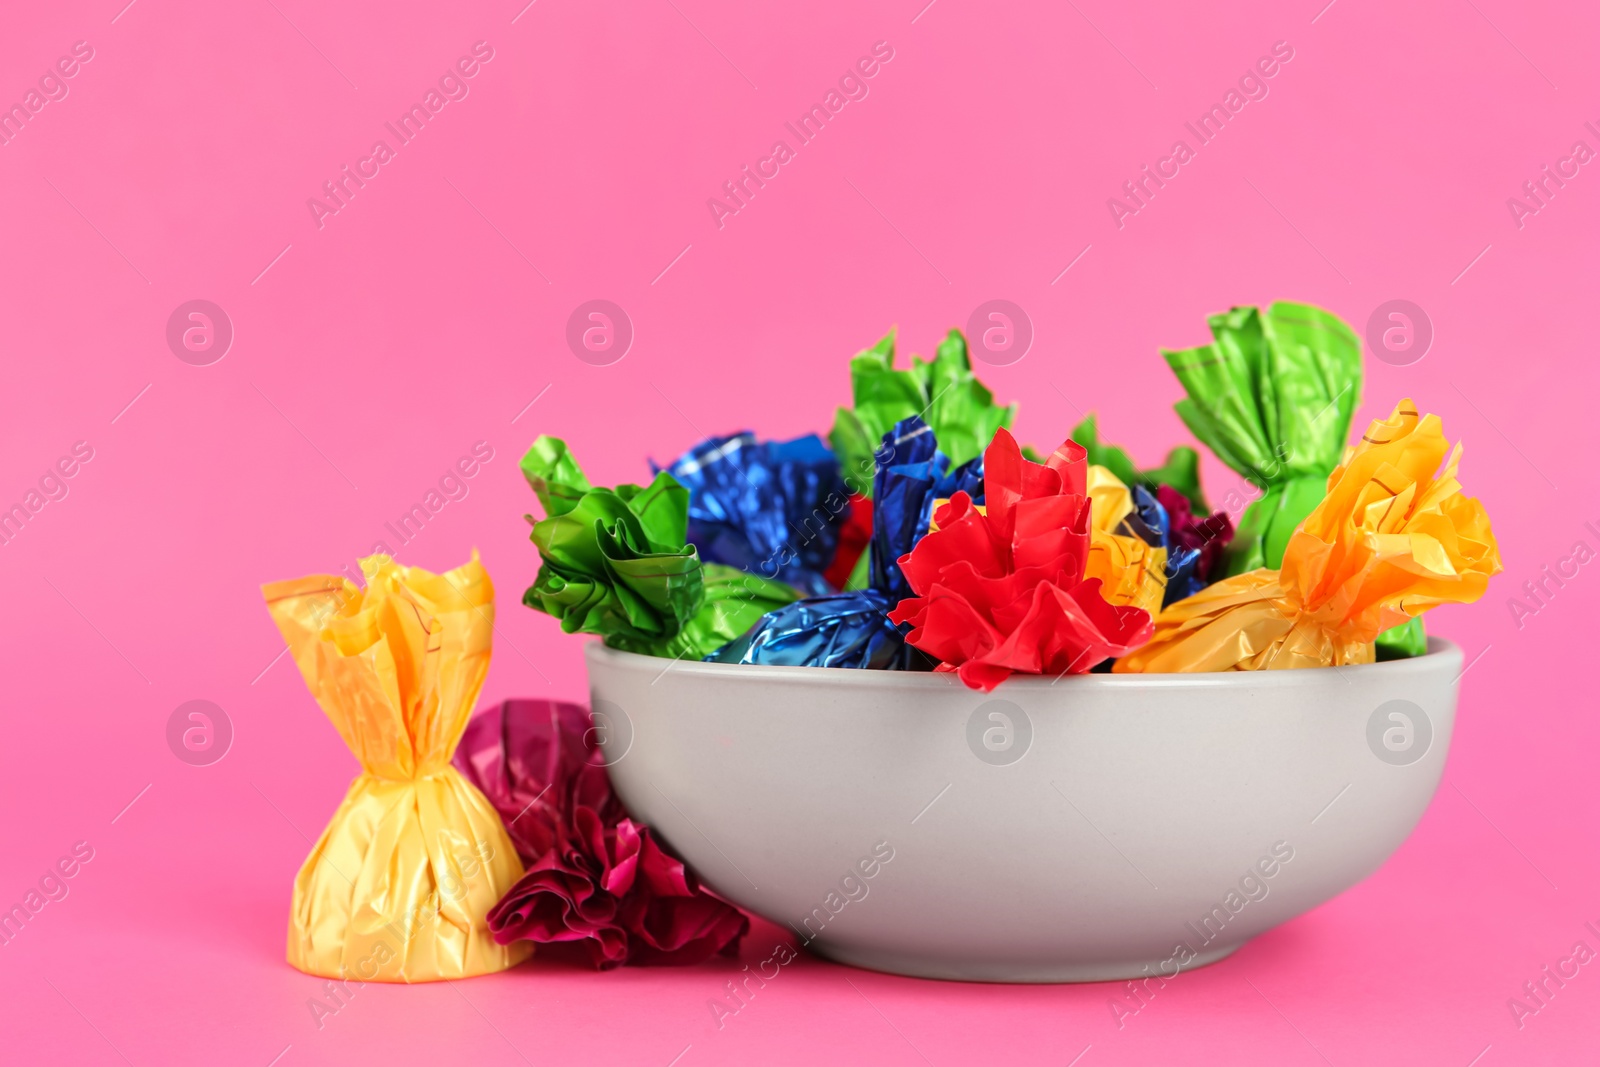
[823,494,873,590]
[888,429,1154,691]
[458,699,748,969]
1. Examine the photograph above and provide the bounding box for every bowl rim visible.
[586,636,1462,692]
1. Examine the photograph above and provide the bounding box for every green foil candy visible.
[520,437,799,658]
[652,564,800,661]
[1162,302,1361,576]
[1162,301,1422,657]
[829,329,1016,497]
[1375,615,1428,660]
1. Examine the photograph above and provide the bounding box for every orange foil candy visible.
[1115,401,1502,673]
[889,429,1154,691]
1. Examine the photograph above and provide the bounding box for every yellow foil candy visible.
[262,553,532,982]
[1084,465,1169,616]
[1115,401,1501,672]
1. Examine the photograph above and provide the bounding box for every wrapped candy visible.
[710,417,950,670]
[1122,484,1171,547]
[1375,615,1428,660]
[1164,302,1428,660]
[660,563,805,660]
[822,493,873,590]
[1163,302,1360,576]
[829,328,1016,496]
[1072,413,1206,510]
[655,431,850,596]
[708,591,929,669]
[888,428,1155,691]
[261,554,531,982]
[927,462,1180,620]
[1084,465,1170,616]
[932,451,986,507]
[457,699,748,969]
[837,439,983,594]
[870,418,950,602]
[520,437,799,658]
[1068,414,1236,604]
[1115,401,1501,673]
[1157,485,1235,605]
[456,699,604,862]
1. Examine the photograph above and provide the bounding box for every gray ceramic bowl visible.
[587,639,1460,982]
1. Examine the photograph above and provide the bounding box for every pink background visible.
[1,0,1596,1063]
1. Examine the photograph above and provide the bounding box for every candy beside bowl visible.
[587,639,1460,983]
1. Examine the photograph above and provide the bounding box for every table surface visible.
[2,0,1596,1064]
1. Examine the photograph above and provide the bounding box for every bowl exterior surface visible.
[587,640,1461,982]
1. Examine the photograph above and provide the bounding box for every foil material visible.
[1072,412,1206,511]
[652,564,800,661]
[932,455,985,506]
[261,553,532,982]
[889,428,1155,691]
[520,436,800,658]
[456,699,748,968]
[1375,615,1429,660]
[869,418,940,603]
[710,416,951,670]
[1157,484,1235,605]
[1159,306,1425,657]
[1162,302,1361,575]
[521,437,701,653]
[1084,465,1170,616]
[656,431,849,596]
[829,328,1016,496]
[822,494,873,590]
[1116,401,1502,672]
[708,589,934,670]
[455,698,609,863]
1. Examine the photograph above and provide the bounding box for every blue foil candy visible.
[933,455,985,503]
[707,590,935,670]
[870,419,940,603]
[657,432,848,597]
[1163,542,1208,604]
[1122,484,1168,548]
[709,416,947,670]
[1120,484,1207,607]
